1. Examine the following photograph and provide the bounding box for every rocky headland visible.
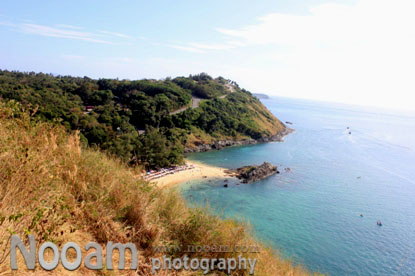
[185,127,294,153]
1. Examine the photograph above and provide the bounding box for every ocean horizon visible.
[181,96,415,275]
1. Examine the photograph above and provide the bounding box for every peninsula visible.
[252,93,270,99]
[0,70,287,169]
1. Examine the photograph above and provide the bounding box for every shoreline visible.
[154,128,294,188]
[184,127,294,153]
[153,160,230,188]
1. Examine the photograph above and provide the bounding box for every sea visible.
[180,97,415,276]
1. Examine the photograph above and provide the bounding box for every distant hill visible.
[252,93,270,99]
[0,70,285,168]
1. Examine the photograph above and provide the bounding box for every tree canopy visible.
[0,70,281,169]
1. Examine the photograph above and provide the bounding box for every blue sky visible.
[1,0,415,110]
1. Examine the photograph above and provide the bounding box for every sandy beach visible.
[153,160,229,188]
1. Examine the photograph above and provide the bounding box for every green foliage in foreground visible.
[0,70,279,168]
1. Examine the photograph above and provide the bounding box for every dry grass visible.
[248,100,285,137]
[0,101,317,275]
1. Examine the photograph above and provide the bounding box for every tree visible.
[137,127,184,169]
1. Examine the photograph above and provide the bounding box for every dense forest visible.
[0,70,283,168]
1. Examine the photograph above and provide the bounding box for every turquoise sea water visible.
[181,97,415,275]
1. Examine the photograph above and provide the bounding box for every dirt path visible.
[169,96,204,115]
[191,96,203,108]
[169,84,234,115]
[169,105,190,115]
[225,83,235,93]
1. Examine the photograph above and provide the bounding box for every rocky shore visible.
[185,127,294,153]
[226,162,279,183]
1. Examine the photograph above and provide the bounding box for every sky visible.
[1,0,415,111]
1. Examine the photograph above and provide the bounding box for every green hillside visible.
[0,70,285,168]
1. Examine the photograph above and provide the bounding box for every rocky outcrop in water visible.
[226,162,279,184]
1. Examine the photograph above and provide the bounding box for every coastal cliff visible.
[185,127,293,153]
[182,82,289,152]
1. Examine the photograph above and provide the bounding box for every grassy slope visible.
[246,96,285,136]
[0,101,314,275]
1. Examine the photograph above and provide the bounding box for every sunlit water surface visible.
[181,97,415,275]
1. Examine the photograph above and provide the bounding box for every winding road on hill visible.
[169,83,235,116]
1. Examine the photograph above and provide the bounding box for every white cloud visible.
[98,30,131,39]
[0,21,136,44]
[168,42,237,53]
[55,24,84,30]
[214,0,415,111]
[167,41,240,53]
[0,21,17,27]
[20,24,113,44]
[188,42,235,51]
[168,44,206,53]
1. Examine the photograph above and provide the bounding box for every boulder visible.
[226,162,279,184]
